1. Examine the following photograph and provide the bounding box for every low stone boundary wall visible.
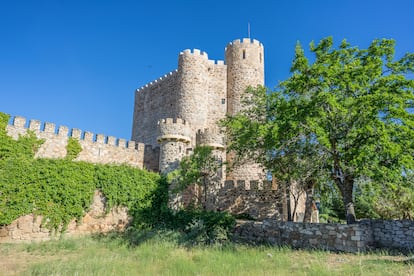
[0,191,131,243]
[234,219,414,253]
[367,220,414,252]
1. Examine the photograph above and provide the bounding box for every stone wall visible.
[132,70,180,146]
[234,219,414,253]
[131,50,227,149]
[144,145,160,172]
[367,220,414,252]
[6,115,145,168]
[215,180,304,221]
[0,191,131,243]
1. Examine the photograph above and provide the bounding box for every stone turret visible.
[196,127,226,181]
[225,38,265,181]
[196,127,224,150]
[157,118,192,175]
[177,49,210,137]
[196,127,226,210]
[226,38,264,115]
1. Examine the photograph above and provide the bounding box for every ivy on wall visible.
[0,112,160,231]
[65,137,82,160]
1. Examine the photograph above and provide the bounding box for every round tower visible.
[196,128,225,150]
[177,49,210,137]
[157,118,192,175]
[225,38,265,181]
[196,127,226,178]
[196,127,226,210]
[225,38,264,115]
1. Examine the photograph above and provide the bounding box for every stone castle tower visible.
[131,38,265,182]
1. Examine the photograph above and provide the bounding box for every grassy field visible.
[0,232,413,276]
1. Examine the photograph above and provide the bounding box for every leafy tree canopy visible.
[223,37,414,223]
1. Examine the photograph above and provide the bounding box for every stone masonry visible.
[6,115,147,168]
[0,190,131,243]
[233,219,414,253]
[131,38,265,182]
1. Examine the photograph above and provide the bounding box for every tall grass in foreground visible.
[1,232,413,276]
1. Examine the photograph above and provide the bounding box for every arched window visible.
[242,49,246,59]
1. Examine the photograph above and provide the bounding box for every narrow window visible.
[259,52,262,63]
[242,49,246,59]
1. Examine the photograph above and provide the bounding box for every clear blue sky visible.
[1,0,413,140]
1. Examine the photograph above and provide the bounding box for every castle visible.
[132,37,301,218]
[5,38,305,220]
[132,38,265,181]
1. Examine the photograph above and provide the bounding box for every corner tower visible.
[225,38,265,181]
[226,38,264,115]
[177,49,210,139]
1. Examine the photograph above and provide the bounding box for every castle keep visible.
[131,38,297,218]
[132,38,265,181]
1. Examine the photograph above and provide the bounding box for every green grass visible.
[0,232,413,276]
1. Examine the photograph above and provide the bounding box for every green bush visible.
[153,209,236,246]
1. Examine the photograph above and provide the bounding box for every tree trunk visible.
[337,175,356,224]
[279,179,289,221]
[303,179,315,223]
[203,175,207,210]
[285,180,293,221]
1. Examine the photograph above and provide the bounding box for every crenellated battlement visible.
[196,128,224,149]
[206,59,226,66]
[179,48,209,59]
[8,116,139,150]
[226,38,264,49]
[223,180,276,191]
[157,117,192,143]
[179,49,227,68]
[5,114,146,168]
[135,69,178,93]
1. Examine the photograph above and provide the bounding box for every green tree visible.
[223,37,414,223]
[169,146,221,210]
[222,86,328,222]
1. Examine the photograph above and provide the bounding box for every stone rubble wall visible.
[366,219,414,252]
[234,219,414,253]
[0,190,131,243]
[216,180,287,220]
[6,115,146,168]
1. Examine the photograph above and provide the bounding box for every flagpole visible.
[248,22,251,38]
